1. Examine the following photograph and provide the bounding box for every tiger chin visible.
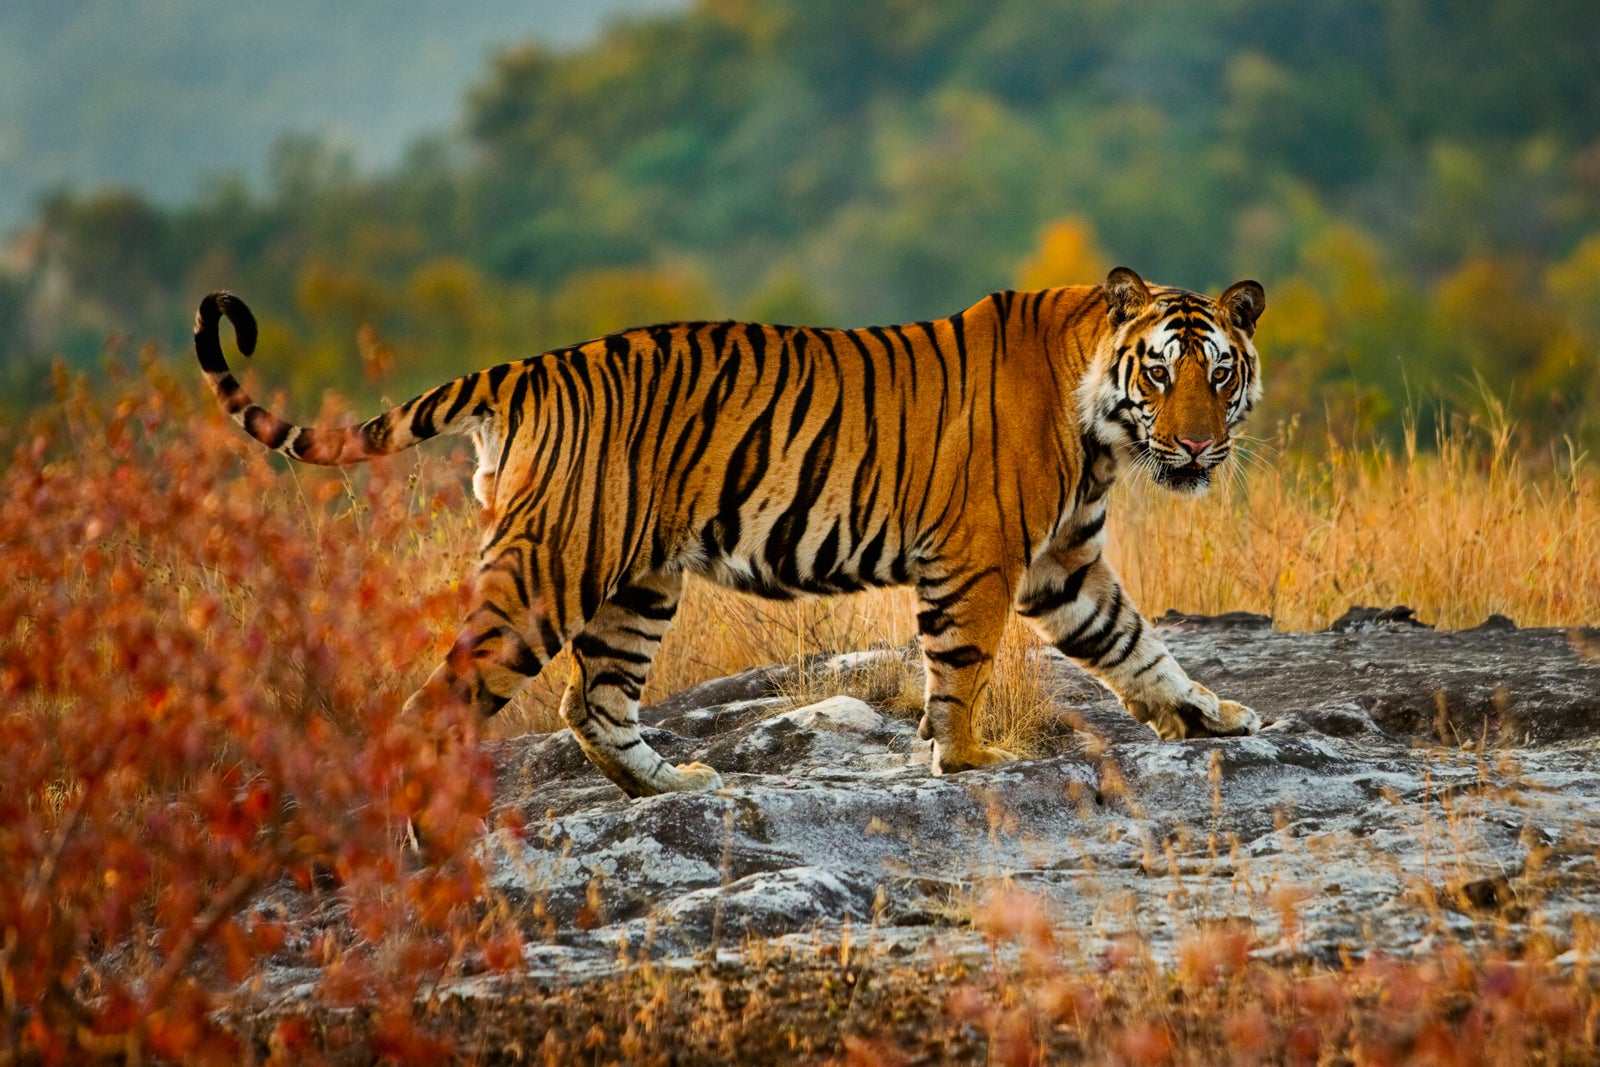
[194,266,1265,797]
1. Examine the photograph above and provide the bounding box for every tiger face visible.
[1084,267,1265,495]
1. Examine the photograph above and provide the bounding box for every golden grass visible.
[1115,424,1600,630]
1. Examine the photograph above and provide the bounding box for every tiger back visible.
[195,266,1266,797]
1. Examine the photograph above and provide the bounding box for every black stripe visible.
[245,407,290,450]
[765,379,843,586]
[486,361,512,396]
[1064,593,1127,662]
[572,632,654,665]
[362,417,392,452]
[715,397,775,553]
[926,644,986,669]
[1067,509,1106,547]
[610,583,678,621]
[916,606,953,636]
[1097,614,1143,670]
[1016,558,1095,618]
[857,523,889,582]
[589,670,646,699]
[441,371,481,425]
[534,617,563,659]
[1131,652,1167,679]
[949,311,967,385]
[812,521,841,579]
[1056,586,1122,657]
[919,568,994,614]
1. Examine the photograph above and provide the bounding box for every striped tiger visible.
[194,266,1265,797]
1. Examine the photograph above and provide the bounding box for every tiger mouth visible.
[1153,460,1213,492]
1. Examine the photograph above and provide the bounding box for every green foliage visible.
[5,0,1600,446]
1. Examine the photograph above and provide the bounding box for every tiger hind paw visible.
[659,761,724,793]
[618,760,724,798]
[930,741,1018,775]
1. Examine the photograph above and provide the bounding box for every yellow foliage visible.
[549,266,717,342]
[1015,217,1109,290]
[1297,224,1391,320]
[745,266,830,326]
[1256,276,1331,354]
[1432,256,1552,360]
[296,261,390,325]
[407,257,490,333]
[1546,231,1600,337]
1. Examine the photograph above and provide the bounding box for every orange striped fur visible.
[195,267,1266,796]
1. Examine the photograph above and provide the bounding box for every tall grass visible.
[1115,419,1599,631]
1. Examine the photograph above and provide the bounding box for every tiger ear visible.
[1104,267,1152,326]
[1219,280,1266,337]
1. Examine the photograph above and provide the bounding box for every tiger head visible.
[1082,266,1266,495]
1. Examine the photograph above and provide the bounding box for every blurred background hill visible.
[0,0,681,230]
[3,0,1598,448]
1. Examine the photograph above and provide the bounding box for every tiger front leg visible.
[1018,549,1260,740]
[915,569,1018,774]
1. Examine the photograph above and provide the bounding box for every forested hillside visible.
[5,0,1599,446]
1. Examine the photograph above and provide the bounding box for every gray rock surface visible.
[477,612,1600,983]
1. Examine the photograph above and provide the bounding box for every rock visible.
[254,614,1600,999]
[639,665,791,725]
[1152,609,1273,631]
[1325,604,1433,632]
[461,616,1600,983]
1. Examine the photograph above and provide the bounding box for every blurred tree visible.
[1015,217,1109,290]
[548,265,718,342]
[5,0,1600,445]
[37,190,176,332]
[743,266,833,326]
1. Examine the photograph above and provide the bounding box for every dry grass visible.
[1115,420,1600,631]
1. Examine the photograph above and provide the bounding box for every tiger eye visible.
[1211,365,1231,385]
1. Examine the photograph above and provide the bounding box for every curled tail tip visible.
[195,290,258,357]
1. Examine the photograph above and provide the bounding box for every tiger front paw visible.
[1133,687,1261,740]
[930,741,1018,775]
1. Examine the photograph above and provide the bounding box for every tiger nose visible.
[1178,437,1214,458]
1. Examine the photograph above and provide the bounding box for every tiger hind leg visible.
[560,572,722,797]
[404,541,565,725]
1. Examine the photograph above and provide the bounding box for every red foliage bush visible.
[0,357,505,1062]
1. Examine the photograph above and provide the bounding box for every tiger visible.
[194,266,1266,798]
